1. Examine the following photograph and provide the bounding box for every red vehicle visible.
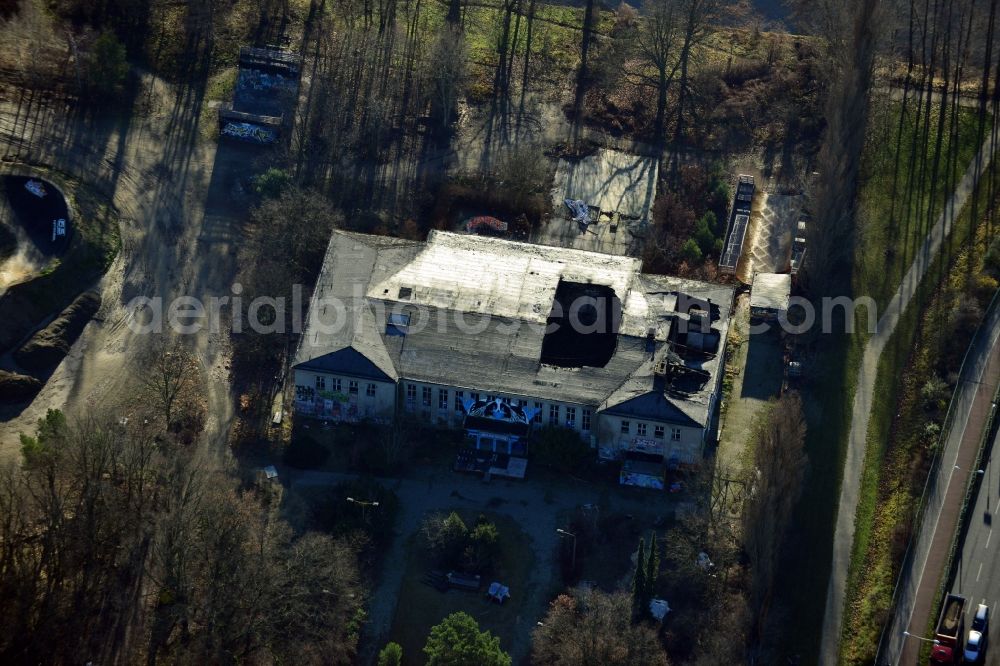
[931,594,967,664]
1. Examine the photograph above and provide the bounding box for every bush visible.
[283,434,330,469]
[464,520,501,574]
[920,376,949,411]
[693,214,716,255]
[423,512,469,569]
[86,32,128,95]
[253,168,292,199]
[533,426,592,474]
[378,642,403,666]
[681,238,702,263]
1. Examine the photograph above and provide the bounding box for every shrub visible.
[920,376,949,411]
[377,642,403,666]
[283,434,330,469]
[253,168,292,199]
[423,512,469,569]
[533,426,592,474]
[693,214,716,255]
[681,238,702,263]
[464,520,501,574]
[86,32,127,95]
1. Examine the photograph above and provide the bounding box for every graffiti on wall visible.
[221,121,277,144]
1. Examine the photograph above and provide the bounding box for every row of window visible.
[313,378,683,441]
[620,420,681,441]
[402,385,595,432]
[315,376,377,397]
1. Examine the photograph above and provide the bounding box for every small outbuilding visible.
[750,272,791,321]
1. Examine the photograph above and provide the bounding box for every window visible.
[621,420,630,434]
[315,375,326,391]
[422,386,432,406]
[549,404,560,425]
[349,380,359,394]
[671,427,682,442]
[637,423,647,437]
[471,392,480,402]
[582,409,591,431]
[331,378,342,393]
[455,391,465,412]
[565,407,576,427]
[533,402,542,424]
[518,399,528,408]
[654,425,665,439]
[406,384,416,401]
[438,388,449,409]
[366,383,377,397]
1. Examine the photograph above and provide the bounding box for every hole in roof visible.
[398,286,413,299]
[540,280,621,369]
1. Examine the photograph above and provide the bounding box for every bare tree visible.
[635,0,682,143]
[532,588,669,666]
[741,392,807,659]
[429,24,468,129]
[0,0,63,87]
[801,0,880,296]
[140,339,203,433]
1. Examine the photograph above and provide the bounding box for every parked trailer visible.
[930,594,967,664]
[719,175,755,274]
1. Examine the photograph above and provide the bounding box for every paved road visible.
[819,120,1000,665]
[880,300,1000,664]
[951,421,1000,666]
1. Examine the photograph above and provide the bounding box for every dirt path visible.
[818,121,1000,665]
[0,74,250,458]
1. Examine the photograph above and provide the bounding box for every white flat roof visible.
[367,230,641,326]
[750,272,791,312]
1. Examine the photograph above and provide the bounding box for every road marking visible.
[987,530,993,550]
[978,562,983,581]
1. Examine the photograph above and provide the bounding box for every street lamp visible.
[902,631,940,645]
[557,528,577,572]
[346,497,379,522]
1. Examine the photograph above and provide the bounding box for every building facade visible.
[292,230,734,473]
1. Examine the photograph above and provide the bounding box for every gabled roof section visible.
[295,346,395,382]
[292,231,423,381]
[600,384,703,428]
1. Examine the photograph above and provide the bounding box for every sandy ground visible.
[735,191,803,283]
[715,293,784,475]
[0,73,255,459]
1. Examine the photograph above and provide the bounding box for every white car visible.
[965,629,985,662]
[966,604,989,662]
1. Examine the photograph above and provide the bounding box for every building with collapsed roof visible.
[292,230,734,480]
